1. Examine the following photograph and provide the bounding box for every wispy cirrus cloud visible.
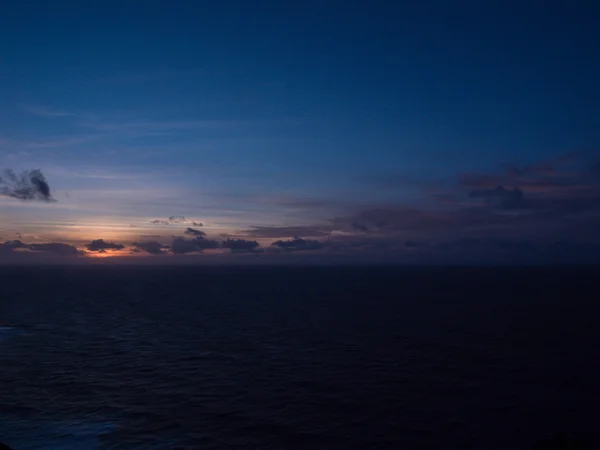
[0,135,99,150]
[22,104,77,118]
[150,217,204,227]
[79,118,239,132]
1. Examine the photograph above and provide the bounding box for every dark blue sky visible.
[1,1,599,263]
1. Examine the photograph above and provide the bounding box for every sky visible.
[1,0,599,264]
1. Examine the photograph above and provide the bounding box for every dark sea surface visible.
[0,266,599,449]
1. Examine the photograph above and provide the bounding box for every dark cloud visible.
[131,241,168,255]
[1,240,81,257]
[184,227,206,237]
[405,240,427,248]
[85,239,125,252]
[459,154,596,195]
[0,169,55,202]
[469,186,525,210]
[170,236,219,254]
[151,217,203,226]
[139,234,163,238]
[351,221,369,232]
[592,161,600,180]
[0,240,27,253]
[271,237,325,251]
[245,225,331,238]
[333,208,453,235]
[27,242,81,256]
[220,238,260,253]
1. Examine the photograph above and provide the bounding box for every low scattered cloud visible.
[0,169,55,202]
[220,238,260,253]
[271,237,326,252]
[131,241,169,255]
[0,240,27,252]
[85,239,125,252]
[171,236,219,254]
[28,242,81,256]
[184,227,206,237]
[1,240,81,257]
[2,151,600,264]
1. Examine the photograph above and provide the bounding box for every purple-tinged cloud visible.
[405,240,427,248]
[469,186,525,210]
[86,239,125,252]
[245,225,331,238]
[170,236,219,254]
[592,161,600,180]
[0,240,27,252]
[220,238,260,253]
[0,169,55,202]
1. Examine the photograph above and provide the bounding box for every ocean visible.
[0,266,598,449]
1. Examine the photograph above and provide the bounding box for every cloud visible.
[27,243,82,256]
[592,161,600,180]
[271,237,326,251]
[1,240,81,257]
[405,240,427,248]
[0,240,82,262]
[0,240,27,253]
[333,208,453,234]
[184,227,206,237]
[220,238,260,253]
[469,186,525,210]
[131,241,169,255]
[150,216,203,226]
[170,236,219,254]
[85,239,125,252]
[244,225,331,238]
[0,169,55,202]
[24,104,75,118]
